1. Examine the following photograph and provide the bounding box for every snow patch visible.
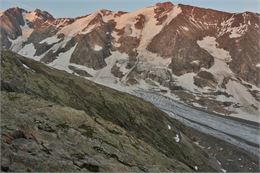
[217,160,222,165]
[197,36,231,62]
[219,16,247,38]
[22,63,36,72]
[167,125,171,130]
[93,44,103,51]
[220,168,227,173]
[192,102,204,108]
[22,63,30,69]
[40,36,61,45]
[139,51,172,67]
[215,93,233,102]
[182,26,189,31]
[174,134,180,143]
[175,73,199,92]
[226,80,260,122]
[57,12,98,37]
[10,14,33,52]
[229,25,247,38]
[191,60,200,65]
[18,43,36,58]
[48,44,77,72]
[193,141,200,145]
[197,36,233,84]
[25,11,38,22]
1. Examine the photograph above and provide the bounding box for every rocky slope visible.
[1,50,222,172]
[0,2,259,121]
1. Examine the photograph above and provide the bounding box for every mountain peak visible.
[155,1,174,8]
[154,1,175,16]
[2,7,27,16]
[30,8,54,20]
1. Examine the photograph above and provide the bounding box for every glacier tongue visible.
[131,90,260,156]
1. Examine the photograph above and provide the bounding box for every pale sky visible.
[1,0,259,18]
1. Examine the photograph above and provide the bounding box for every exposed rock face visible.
[117,36,139,56]
[154,2,174,24]
[169,35,214,76]
[0,30,12,49]
[111,63,124,78]
[194,71,217,88]
[0,7,25,48]
[1,51,220,172]
[217,16,260,86]
[147,4,260,85]
[126,62,174,88]
[70,25,112,70]
[0,8,25,39]
[134,14,146,29]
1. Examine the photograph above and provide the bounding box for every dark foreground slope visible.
[0,51,220,172]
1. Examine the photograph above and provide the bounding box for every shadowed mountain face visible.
[1,2,259,121]
[1,50,221,172]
